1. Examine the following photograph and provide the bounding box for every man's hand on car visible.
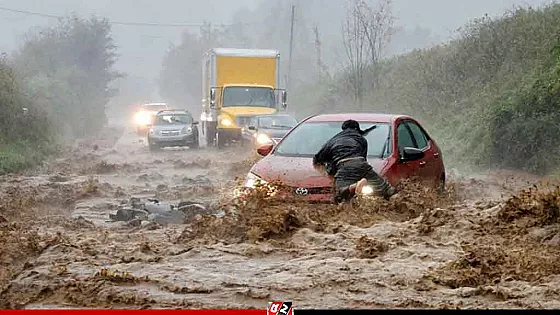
[313,163,326,174]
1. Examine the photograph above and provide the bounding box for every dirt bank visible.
[1,126,559,309]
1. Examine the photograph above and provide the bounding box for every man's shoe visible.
[384,187,398,200]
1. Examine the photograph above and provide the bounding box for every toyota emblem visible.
[295,187,309,196]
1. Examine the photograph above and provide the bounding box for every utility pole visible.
[287,5,295,92]
[313,26,323,78]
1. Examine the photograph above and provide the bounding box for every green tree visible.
[13,15,120,138]
[0,56,53,174]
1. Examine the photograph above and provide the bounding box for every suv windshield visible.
[222,87,275,108]
[258,115,297,129]
[274,121,390,158]
[154,114,192,125]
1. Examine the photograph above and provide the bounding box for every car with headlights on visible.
[243,113,445,202]
[147,110,199,151]
[242,114,298,147]
[134,102,170,135]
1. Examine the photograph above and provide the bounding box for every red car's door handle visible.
[419,161,426,166]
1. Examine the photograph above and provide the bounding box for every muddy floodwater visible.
[1,125,560,309]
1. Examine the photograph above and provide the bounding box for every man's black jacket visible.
[313,129,368,175]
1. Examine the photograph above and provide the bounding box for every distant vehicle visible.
[200,48,288,149]
[242,114,298,146]
[147,110,199,151]
[134,103,170,135]
[243,113,445,202]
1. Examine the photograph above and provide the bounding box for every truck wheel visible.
[190,138,200,149]
[205,122,217,148]
[216,130,226,149]
[149,142,160,152]
[438,173,446,195]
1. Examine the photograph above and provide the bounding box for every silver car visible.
[147,110,199,151]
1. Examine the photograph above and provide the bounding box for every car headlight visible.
[360,185,374,196]
[135,111,151,125]
[244,172,267,188]
[221,118,232,126]
[181,127,192,134]
[148,128,155,136]
[256,133,272,145]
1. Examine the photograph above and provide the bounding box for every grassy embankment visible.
[294,4,560,175]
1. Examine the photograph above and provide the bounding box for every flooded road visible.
[1,124,560,309]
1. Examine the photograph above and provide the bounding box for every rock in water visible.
[148,210,186,225]
[110,208,136,221]
[144,202,173,214]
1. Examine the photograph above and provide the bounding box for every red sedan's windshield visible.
[274,121,391,158]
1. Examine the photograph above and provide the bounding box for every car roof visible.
[256,114,296,118]
[143,102,167,106]
[304,113,411,123]
[156,109,190,115]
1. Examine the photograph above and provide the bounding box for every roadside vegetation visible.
[305,3,560,174]
[0,16,120,175]
[0,58,52,174]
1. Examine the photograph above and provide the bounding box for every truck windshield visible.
[222,87,276,108]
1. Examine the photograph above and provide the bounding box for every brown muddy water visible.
[1,125,560,310]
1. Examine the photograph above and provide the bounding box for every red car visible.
[243,113,445,202]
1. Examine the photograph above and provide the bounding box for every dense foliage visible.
[0,15,120,174]
[13,15,120,138]
[0,57,53,174]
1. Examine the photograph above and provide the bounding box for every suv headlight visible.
[244,172,267,188]
[181,127,192,134]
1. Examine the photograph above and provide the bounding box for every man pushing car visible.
[313,120,397,203]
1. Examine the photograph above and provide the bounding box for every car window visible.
[258,115,297,129]
[154,114,191,125]
[397,123,416,151]
[406,121,429,149]
[275,121,390,158]
[248,117,257,127]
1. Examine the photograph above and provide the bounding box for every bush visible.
[0,57,54,174]
[0,141,55,175]
[490,46,560,173]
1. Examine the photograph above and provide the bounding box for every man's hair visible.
[341,120,360,130]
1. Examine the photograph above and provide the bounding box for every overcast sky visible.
[0,0,554,81]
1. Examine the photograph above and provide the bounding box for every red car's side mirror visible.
[257,144,274,157]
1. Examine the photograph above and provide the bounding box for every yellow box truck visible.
[200,48,287,148]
